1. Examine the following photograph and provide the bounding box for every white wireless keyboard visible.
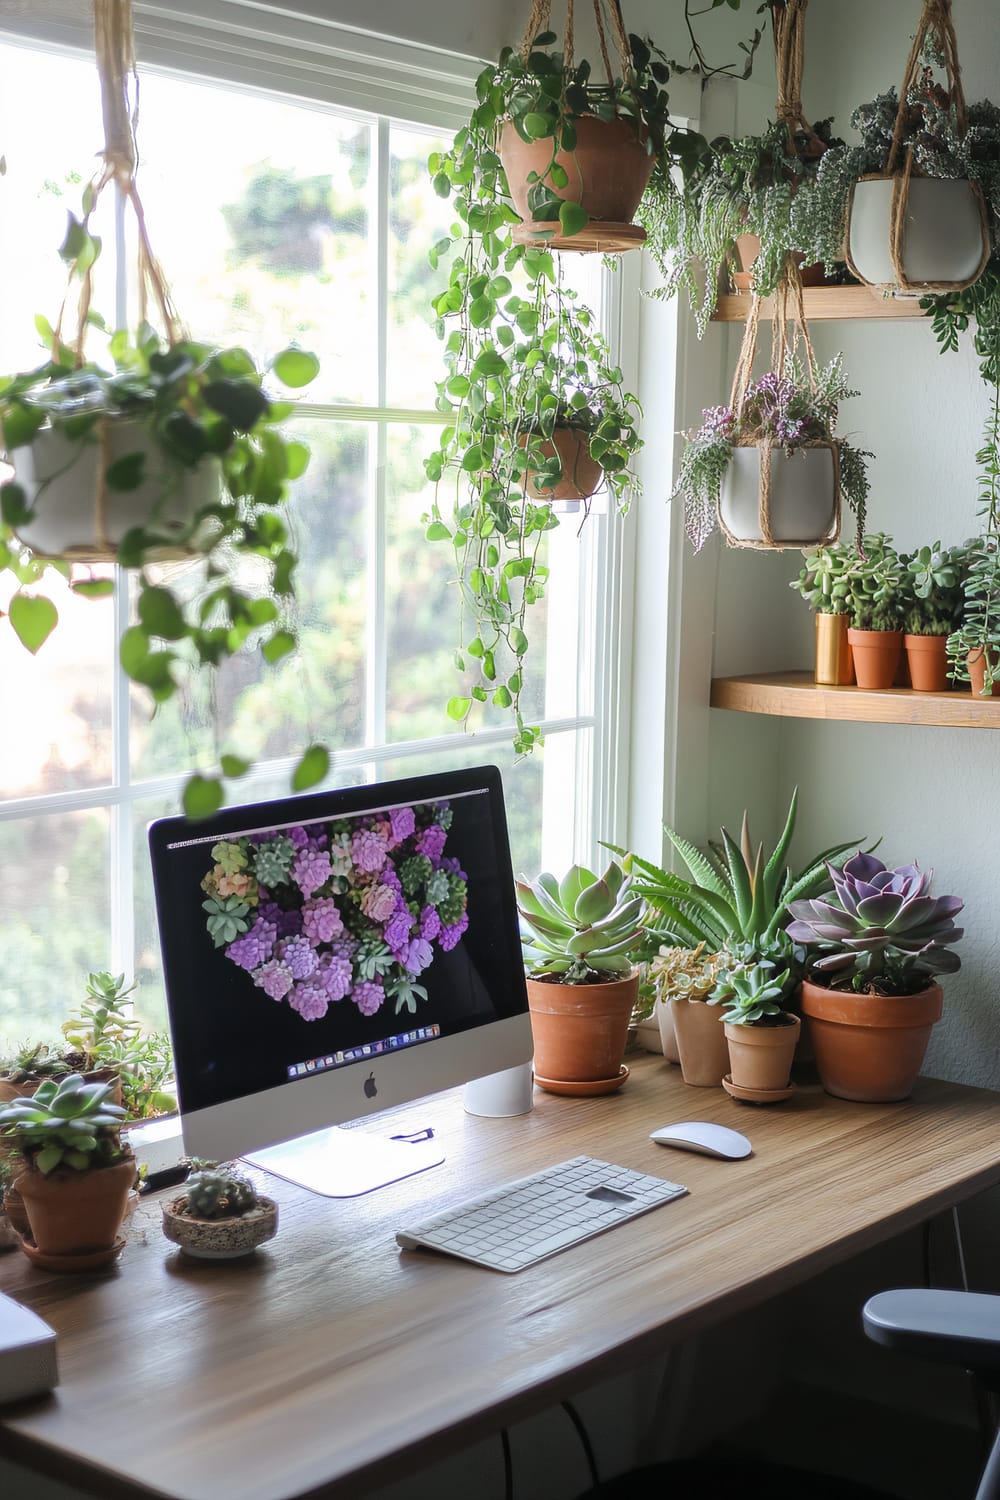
[396,1155,688,1273]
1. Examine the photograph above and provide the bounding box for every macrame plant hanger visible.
[55,0,182,560]
[771,0,827,162]
[844,0,989,294]
[719,258,841,551]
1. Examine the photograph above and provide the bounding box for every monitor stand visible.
[243,1124,445,1199]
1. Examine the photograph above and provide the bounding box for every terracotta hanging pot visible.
[500,117,653,251]
[847,628,903,689]
[731,234,827,292]
[523,425,603,504]
[718,441,840,549]
[527,973,638,1090]
[904,633,950,692]
[11,421,218,563]
[799,978,943,1102]
[847,175,989,295]
[814,612,854,685]
[725,1015,800,1092]
[13,1153,136,1263]
[669,998,730,1087]
[966,648,1000,697]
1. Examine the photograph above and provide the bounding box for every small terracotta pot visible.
[500,116,654,230]
[523,426,602,504]
[815,612,854,685]
[799,978,943,1102]
[669,999,730,1087]
[731,234,826,291]
[14,1153,137,1259]
[527,973,638,1086]
[725,1015,800,1092]
[847,628,903,690]
[967,648,1000,697]
[904,633,949,692]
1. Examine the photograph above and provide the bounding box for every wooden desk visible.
[1,1053,999,1500]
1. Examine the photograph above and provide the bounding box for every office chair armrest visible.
[864,1289,1000,1374]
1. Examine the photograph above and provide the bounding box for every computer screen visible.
[149,764,532,1196]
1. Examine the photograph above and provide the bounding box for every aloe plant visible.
[612,789,862,956]
[515,860,645,983]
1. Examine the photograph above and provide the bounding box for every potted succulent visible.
[671,353,871,554]
[0,1073,136,1268]
[515,858,645,1093]
[712,953,800,1099]
[162,1165,278,1260]
[789,538,861,685]
[640,942,720,1071]
[787,852,964,1101]
[899,540,970,691]
[844,532,906,689]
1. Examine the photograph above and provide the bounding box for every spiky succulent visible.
[0,1074,127,1174]
[786,852,964,996]
[516,861,644,983]
[182,1169,258,1220]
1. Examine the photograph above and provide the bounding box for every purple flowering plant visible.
[670,352,870,553]
[201,801,469,1024]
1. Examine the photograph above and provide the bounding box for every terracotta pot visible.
[725,1015,800,1092]
[0,1078,41,1103]
[799,978,943,1102]
[669,998,730,1087]
[814,612,854,685]
[847,628,903,690]
[655,999,681,1064]
[967,648,1000,697]
[162,1197,279,1259]
[731,233,827,291]
[523,426,602,504]
[500,116,654,229]
[527,973,638,1086]
[11,422,218,563]
[718,442,839,549]
[847,175,989,293]
[14,1153,137,1259]
[904,633,949,693]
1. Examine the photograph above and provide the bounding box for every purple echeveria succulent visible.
[785,851,964,995]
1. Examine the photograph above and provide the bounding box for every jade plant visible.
[844,532,905,632]
[515,859,645,983]
[0,1074,128,1174]
[786,852,964,996]
[899,541,969,637]
[790,538,861,617]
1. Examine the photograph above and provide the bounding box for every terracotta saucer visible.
[533,1065,629,1098]
[722,1074,797,1106]
[18,1235,126,1272]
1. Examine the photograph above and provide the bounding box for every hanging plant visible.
[791,0,996,293]
[671,263,871,552]
[0,0,323,818]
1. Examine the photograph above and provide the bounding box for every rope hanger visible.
[518,0,633,83]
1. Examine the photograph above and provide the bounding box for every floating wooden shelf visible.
[712,286,928,322]
[710,671,1000,728]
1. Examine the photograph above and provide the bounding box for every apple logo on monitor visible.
[364,1072,377,1100]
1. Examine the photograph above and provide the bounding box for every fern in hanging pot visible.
[0,2,325,818]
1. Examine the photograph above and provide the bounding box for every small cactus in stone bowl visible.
[162,1164,278,1260]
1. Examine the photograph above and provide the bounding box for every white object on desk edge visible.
[650,1121,752,1159]
[0,1291,59,1403]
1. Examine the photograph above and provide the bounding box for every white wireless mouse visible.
[650,1121,752,1160]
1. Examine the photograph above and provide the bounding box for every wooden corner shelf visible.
[710,671,1000,728]
[711,286,928,322]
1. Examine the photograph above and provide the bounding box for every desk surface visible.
[1,1053,999,1500]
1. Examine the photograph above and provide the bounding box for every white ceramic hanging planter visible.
[847,175,989,294]
[11,420,219,562]
[718,442,839,550]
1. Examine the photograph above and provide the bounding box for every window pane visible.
[0,810,111,1046]
[386,125,453,409]
[135,75,375,405]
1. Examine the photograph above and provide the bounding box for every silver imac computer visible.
[149,764,532,1197]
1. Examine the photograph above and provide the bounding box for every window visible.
[0,15,632,1045]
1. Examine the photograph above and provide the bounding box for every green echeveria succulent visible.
[183,1169,258,1220]
[203,893,251,946]
[711,958,787,1026]
[516,860,645,984]
[0,1073,127,1174]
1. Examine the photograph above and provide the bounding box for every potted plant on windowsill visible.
[789,538,861,685]
[162,1165,277,1260]
[787,852,964,1102]
[672,350,871,554]
[516,859,645,1094]
[0,1073,136,1269]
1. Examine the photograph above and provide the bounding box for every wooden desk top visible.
[1,1054,999,1500]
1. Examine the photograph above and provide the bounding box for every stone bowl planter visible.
[162,1196,279,1259]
